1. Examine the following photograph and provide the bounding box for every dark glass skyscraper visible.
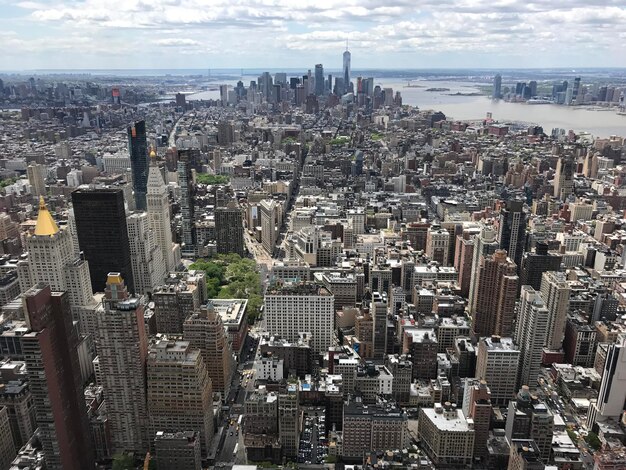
[128,120,149,211]
[22,285,95,470]
[178,149,196,258]
[315,64,324,96]
[71,187,135,293]
[492,74,502,99]
[498,199,527,270]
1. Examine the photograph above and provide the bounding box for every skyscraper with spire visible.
[147,149,177,271]
[343,44,351,94]
[128,120,149,211]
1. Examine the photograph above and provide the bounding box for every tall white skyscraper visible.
[147,150,176,271]
[17,197,96,318]
[588,334,626,428]
[468,224,499,314]
[515,286,549,388]
[540,271,570,350]
[127,212,167,296]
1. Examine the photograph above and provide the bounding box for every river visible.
[187,77,626,138]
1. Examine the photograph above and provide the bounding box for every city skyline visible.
[1,1,626,70]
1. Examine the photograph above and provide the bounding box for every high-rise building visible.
[147,150,176,271]
[476,336,520,406]
[153,271,206,334]
[468,224,500,314]
[314,64,324,96]
[264,281,334,353]
[0,406,16,469]
[18,197,96,321]
[342,48,351,93]
[498,199,527,269]
[178,149,196,258]
[127,212,167,295]
[183,302,235,399]
[539,271,570,351]
[72,188,135,293]
[21,285,95,470]
[519,241,562,291]
[371,292,388,359]
[147,340,214,457]
[403,328,438,380]
[507,439,545,470]
[128,120,150,211]
[94,273,148,454]
[514,286,549,388]
[492,74,502,99]
[505,387,554,463]
[260,199,277,256]
[215,203,245,257]
[425,226,450,266]
[473,250,518,338]
[462,379,492,460]
[26,163,46,196]
[554,156,574,201]
[587,334,626,428]
[278,384,300,458]
[154,431,201,470]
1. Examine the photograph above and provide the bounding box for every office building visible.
[26,163,46,196]
[21,285,95,470]
[342,48,351,93]
[515,286,549,388]
[315,64,324,96]
[18,197,97,318]
[404,327,438,380]
[128,120,149,210]
[505,387,554,462]
[178,149,197,258]
[493,74,502,99]
[588,334,626,428]
[259,335,313,379]
[260,199,278,255]
[476,336,520,406]
[563,315,596,367]
[127,212,167,295]
[539,271,570,351]
[371,292,388,358]
[468,224,500,314]
[554,156,574,201]
[0,406,15,470]
[278,384,299,458]
[153,271,206,334]
[473,249,518,337]
[72,187,135,293]
[183,302,235,399]
[425,226,450,266]
[498,199,527,269]
[0,380,36,450]
[147,340,214,457]
[519,241,562,291]
[343,399,407,462]
[154,431,201,470]
[463,379,492,460]
[508,439,545,470]
[215,203,245,257]
[264,281,334,353]
[418,402,475,468]
[94,273,148,454]
[147,150,176,271]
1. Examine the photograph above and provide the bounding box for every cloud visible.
[155,38,201,46]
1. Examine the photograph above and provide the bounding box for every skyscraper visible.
[473,250,518,338]
[128,120,150,211]
[21,285,95,470]
[498,199,527,270]
[26,163,46,196]
[260,199,277,256]
[72,187,135,293]
[519,241,562,291]
[539,271,570,351]
[147,150,176,271]
[468,224,500,314]
[94,273,149,454]
[147,340,214,456]
[215,202,245,257]
[514,286,549,388]
[183,302,235,400]
[177,149,196,258]
[343,48,351,93]
[18,197,96,320]
[554,155,574,201]
[462,379,492,460]
[476,336,520,406]
[371,292,388,359]
[315,64,324,96]
[492,74,502,99]
[588,334,626,428]
[127,212,167,295]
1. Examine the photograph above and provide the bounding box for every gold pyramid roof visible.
[34,196,59,236]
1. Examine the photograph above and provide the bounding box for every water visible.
[187,77,626,138]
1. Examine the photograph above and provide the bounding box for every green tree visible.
[112,453,135,470]
[195,173,230,185]
[585,432,601,451]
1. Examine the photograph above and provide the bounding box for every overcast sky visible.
[1,0,625,70]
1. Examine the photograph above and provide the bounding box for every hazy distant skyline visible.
[1,0,625,70]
